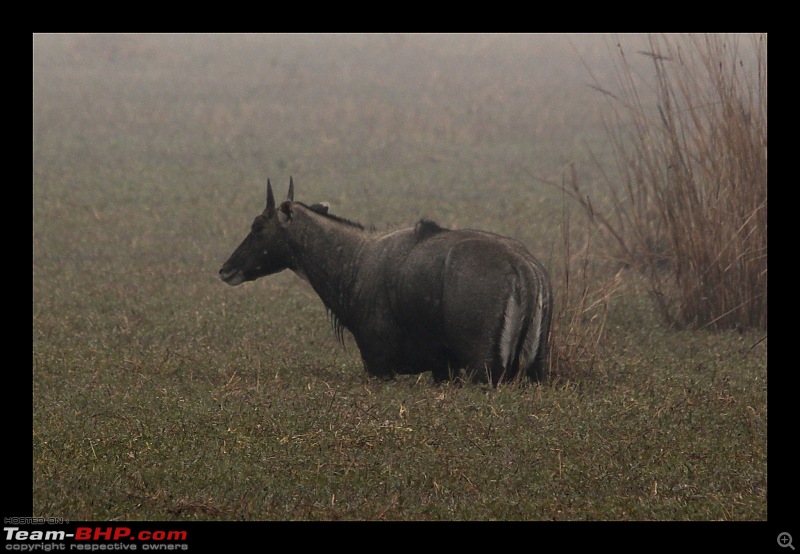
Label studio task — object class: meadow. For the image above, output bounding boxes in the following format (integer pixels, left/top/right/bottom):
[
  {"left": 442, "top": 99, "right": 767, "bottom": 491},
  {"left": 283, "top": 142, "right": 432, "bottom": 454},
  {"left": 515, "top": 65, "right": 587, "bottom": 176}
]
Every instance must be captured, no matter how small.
[{"left": 32, "top": 34, "right": 766, "bottom": 521}]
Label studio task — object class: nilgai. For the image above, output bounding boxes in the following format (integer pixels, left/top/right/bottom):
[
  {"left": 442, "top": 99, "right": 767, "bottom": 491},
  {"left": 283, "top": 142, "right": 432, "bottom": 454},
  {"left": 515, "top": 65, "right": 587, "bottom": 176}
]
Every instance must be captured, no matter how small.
[{"left": 220, "top": 178, "right": 552, "bottom": 385}]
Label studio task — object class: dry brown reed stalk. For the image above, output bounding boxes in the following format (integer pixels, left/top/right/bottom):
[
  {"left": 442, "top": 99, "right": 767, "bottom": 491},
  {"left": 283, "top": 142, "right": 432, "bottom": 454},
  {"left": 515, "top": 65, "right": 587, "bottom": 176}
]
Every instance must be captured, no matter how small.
[
  {"left": 572, "top": 33, "right": 766, "bottom": 331},
  {"left": 548, "top": 168, "right": 624, "bottom": 381}
]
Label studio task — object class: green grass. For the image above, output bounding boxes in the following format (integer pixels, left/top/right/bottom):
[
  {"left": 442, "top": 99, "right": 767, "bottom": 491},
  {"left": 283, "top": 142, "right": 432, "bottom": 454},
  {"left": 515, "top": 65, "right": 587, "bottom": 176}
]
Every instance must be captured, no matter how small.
[
  {"left": 32, "top": 33, "right": 766, "bottom": 521},
  {"left": 33, "top": 315, "right": 767, "bottom": 520}
]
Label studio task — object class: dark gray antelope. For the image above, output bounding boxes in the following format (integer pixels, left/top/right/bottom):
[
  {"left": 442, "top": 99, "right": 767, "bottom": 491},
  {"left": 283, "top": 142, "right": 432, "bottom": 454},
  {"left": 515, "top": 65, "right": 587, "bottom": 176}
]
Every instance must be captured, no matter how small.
[{"left": 219, "top": 179, "right": 553, "bottom": 385}]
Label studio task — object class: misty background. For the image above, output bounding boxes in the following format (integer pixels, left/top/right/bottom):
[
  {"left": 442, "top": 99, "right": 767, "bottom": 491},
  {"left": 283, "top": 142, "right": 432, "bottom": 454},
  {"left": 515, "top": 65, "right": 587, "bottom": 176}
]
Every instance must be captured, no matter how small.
[{"left": 33, "top": 33, "right": 628, "bottom": 237}]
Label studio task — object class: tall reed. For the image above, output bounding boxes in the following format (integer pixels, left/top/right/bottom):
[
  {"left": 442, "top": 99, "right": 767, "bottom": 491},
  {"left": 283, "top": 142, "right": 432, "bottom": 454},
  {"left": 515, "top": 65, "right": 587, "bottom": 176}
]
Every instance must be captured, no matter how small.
[
  {"left": 548, "top": 167, "right": 623, "bottom": 381},
  {"left": 572, "top": 33, "right": 767, "bottom": 331}
]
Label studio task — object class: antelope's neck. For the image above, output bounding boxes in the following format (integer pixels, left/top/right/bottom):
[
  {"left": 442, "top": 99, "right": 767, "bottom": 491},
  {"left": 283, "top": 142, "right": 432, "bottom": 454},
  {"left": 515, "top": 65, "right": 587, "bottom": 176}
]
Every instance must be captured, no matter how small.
[{"left": 287, "top": 208, "right": 368, "bottom": 326}]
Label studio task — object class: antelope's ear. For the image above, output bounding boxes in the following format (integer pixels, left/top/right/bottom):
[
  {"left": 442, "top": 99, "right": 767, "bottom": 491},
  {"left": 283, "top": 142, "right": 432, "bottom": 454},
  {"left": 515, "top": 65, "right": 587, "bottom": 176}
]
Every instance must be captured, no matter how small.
[
  {"left": 310, "top": 202, "right": 329, "bottom": 215},
  {"left": 277, "top": 200, "right": 293, "bottom": 226}
]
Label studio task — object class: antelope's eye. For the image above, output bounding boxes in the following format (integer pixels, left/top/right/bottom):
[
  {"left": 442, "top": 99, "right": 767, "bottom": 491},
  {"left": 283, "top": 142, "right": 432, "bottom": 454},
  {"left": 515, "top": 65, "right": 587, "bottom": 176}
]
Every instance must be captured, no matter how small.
[{"left": 251, "top": 217, "right": 264, "bottom": 233}]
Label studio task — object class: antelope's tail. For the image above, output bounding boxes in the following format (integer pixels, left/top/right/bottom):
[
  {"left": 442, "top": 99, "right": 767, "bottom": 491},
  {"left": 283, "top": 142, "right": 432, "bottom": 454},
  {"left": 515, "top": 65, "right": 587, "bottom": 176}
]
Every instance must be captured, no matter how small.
[{"left": 517, "top": 259, "right": 553, "bottom": 382}]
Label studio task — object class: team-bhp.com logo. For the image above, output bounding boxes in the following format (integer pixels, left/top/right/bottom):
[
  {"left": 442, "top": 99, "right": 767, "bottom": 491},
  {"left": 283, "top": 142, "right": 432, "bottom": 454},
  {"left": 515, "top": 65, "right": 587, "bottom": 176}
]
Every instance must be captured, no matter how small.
[{"left": 4, "top": 526, "right": 189, "bottom": 550}]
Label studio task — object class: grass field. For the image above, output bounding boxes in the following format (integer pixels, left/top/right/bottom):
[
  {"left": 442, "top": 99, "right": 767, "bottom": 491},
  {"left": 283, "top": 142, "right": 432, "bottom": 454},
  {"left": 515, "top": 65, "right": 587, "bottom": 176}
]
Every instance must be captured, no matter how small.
[{"left": 32, "top": 34, "right": 766, "bottom": 521}]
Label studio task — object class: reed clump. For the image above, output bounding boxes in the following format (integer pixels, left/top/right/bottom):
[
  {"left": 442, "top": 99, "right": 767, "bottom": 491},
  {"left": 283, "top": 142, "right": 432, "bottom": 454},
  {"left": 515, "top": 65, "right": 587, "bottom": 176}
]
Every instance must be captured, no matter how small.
[{"left": 572, "top": 33, "right": 767, "bottom": 331}]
